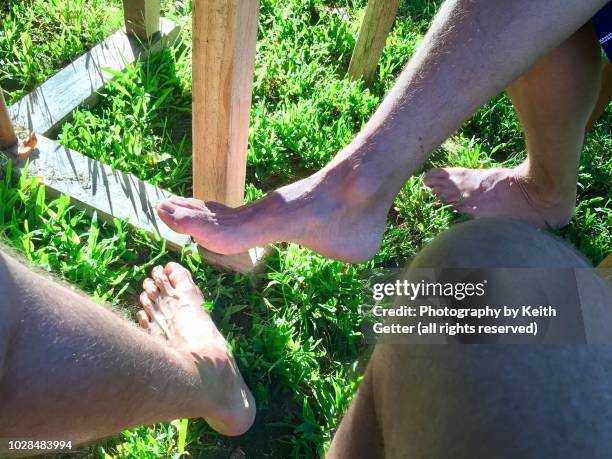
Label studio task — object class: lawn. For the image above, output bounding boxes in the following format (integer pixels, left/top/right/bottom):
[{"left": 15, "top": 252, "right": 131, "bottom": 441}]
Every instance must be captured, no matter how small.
[{"left": 0, "top": 0, "right": 610, "bottom": 457}]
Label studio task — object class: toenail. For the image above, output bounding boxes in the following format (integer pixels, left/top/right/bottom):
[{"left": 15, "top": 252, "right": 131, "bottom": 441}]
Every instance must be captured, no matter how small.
[{"left": 158, "top": 202, "right": 175, "bottom": 215}]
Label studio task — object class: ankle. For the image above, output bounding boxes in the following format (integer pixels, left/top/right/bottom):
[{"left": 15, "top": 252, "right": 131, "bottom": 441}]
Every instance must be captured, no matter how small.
[
  {"left": 514, "top": 163, "right": 576, "bottom": 208},
  {"left": 321, "top": 161, "right": 393, "bottom": 208},
  {"left": 188, "top": 349, "right": 255, "bottom": 435}
]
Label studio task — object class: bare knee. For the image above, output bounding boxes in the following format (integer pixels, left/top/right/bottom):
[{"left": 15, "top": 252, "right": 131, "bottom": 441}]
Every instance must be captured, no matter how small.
[
  {"left": 411, "top": 218, "right": 591, "bottom": 269},
  {"left": 373, "top": 344, "right": 612, "bottom": 458}
]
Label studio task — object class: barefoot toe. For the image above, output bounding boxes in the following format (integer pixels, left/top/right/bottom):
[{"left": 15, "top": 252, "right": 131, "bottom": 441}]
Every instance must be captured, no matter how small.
[
  {"left": 165, "top": 262, "right": 197, "bottom": 290},
  {"left": 143, "top": 278, "right": 160, "bottom": 300},
  {"left": 152, "top": 265, "right": 175, "bottom": 296},
  {"left": 433, "top": 183, "right": 462, "bottom": 203},
  {"left": 166, "top": 197, "right": 208, "bottom": 211},
  {"left": 424, "top": 168, "right": 451, "bottom": 182},
  {"left": 139, "top": 291, "right": 157, "bottom": 316},
  {"left": 137, "top": 310, "right": 150, "bottom": 328}
]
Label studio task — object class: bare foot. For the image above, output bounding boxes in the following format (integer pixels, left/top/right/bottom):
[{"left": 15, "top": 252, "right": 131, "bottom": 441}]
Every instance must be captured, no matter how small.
[
  {"left": 156, "top": 168, "right": 392, "bottom": 263},
  {"left": 424, "top": 165, "right": 575, "bottom": 228},
  {"left": 138, "top": 262, "right": 255, "bottom": 436}
]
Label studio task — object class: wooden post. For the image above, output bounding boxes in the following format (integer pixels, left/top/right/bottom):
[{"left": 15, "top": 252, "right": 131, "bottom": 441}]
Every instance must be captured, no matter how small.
[
  {"left": 348, "top": 0, "right": 401, "bottom": 82},
  {"left": 192, "top": 0, "right": 260, "bottom": 207},
  {"left": 0, "top": 88, "right": 17, "bottom": 149},
  {"left": 122, "top": 0, "right": 161, "bottom": 39}
]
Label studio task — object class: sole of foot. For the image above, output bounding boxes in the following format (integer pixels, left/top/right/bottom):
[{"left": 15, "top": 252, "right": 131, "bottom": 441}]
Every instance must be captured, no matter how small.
[
  {"left": 424, "top": 166, "right": 575, "bottom": 228},
  {"left": 138, "top": 262, "right": 255, "bottom": 436},
  {"left": 156, "top": 171, "right": 391, "bottom": 263}
]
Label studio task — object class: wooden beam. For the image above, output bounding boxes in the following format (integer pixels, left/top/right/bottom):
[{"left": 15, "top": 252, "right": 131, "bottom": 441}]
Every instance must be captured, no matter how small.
[
  {"left": 348, "top": 0, "right": 401, "bottom": 82},
  {"left": 122, "top": 0, "right": 161, "bottom": 39},
  {"left": 0, "top": 88, "right": 17, "bottom": 149},
  {"left": 192, "top": 0, "right": 260, "bottom": 207},
  {"left": 9, "top": 18, "right": 180, "bottom": 136},
  {"left": 3, "top": 135, "right": 270, "bottom": 273}
]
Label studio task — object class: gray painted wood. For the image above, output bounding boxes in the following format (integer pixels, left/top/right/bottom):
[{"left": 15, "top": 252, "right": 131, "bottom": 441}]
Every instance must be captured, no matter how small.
[
  {"left": 6, "top": 135, "right": 268, "bottom": 273},
  {"left": 9, "top": 18, "right": 180, "bottom": 136},
  {"left": 123, "top": 0, "right": 162, "bottom": 39}
]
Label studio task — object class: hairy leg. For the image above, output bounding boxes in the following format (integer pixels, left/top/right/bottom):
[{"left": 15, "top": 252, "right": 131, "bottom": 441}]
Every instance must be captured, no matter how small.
[
  {"left": 158, "top": 0, "right": 607, "bottom": 262},
  {"left": 0, "top": 253, "right": 254, "bottom": 451},
  {"left": 425, "top": 25, "right": 601, "bottom": 228},
  {"left": 328, "top": 220, "right": 612, "bottom": 457}
]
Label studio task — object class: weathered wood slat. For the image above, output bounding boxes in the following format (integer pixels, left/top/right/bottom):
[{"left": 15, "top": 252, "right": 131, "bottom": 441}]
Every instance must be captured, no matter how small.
[
  {"left": 6, "top": 135, "right": 269, "bottom": 273},
  {"left": 9, "top": 18, "right": 180, "bottom": 136}
]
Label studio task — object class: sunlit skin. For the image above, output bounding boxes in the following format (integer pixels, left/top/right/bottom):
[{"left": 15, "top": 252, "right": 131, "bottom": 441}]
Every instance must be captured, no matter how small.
[
  {"left": 137, "top": 262, "right": 256, "bottom": 436},
  {"left": 158, "top": 0, "right": 607, "bottom": 262},
  {"left": 0, "top": 257, "right": 255, "bottom": 445}
]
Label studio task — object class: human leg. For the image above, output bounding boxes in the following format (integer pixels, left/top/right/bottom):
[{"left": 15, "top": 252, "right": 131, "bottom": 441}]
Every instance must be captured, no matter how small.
[
  {"left": 158, "top": 0, "right": 607, "bottom": 262},
  {"left": 328, "top": 220, "right": 612, "bottom": 457},
  {"left": 326, "top": 363, "right": 383, "bottom": 459},
  {"left": 0, "top": 253, "right": 254, "bottom": 449},
  {"left": 425, "top": 25, "right": 601, "bottom": 228}
]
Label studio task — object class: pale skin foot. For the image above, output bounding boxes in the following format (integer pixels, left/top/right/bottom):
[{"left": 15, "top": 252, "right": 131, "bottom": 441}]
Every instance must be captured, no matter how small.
[
  {"left": 156, "top": 167, "right": 392, "bottom": 263},
  {"left": 137, "top": 262, "right": 256, "bottom": 436},
  {"left": 423, "top": 163, "right": 575, "bottom": 228},
  {"left": 156, "top": 0, "right": 604, "bottom": 261}
]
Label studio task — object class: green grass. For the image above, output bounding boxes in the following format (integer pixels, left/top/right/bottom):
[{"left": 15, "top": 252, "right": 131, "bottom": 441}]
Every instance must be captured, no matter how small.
[
  {"left": 1, "top": 0, "right": 610, "bottom": 457},
  {"left": 0, "top": 0, "right": 123, "bottom": 103}
]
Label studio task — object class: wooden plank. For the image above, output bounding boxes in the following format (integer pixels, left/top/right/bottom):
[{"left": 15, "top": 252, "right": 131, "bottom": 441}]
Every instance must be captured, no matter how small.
[
  {"left": 4, "top": 135, "right": 269, "bottom": 273},
  {"left": 0, "top": 88, "right": 17, "bottom": 149},
  {"left": 9, "top": 18, "right": 180, "bottom": 137},
  {"left": 122, "top": 0, "right": 161, "bottom": 39},
  {"left": 192, "top": 0, "right": 260, "bottom": 207},
  {"left": 348, "top": 0, "right": 401, "bottom": 82}
]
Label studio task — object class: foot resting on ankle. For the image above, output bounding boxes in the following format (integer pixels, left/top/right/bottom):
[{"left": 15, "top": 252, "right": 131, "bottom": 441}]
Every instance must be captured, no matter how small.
[{"left": 424, "top": 164, "right": 575, "bottom": 228}]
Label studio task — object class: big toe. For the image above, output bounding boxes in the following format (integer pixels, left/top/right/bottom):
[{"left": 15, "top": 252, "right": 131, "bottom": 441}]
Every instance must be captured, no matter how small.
[
  {"left": 157, "top": 201, "right": 179, "bottom": 225},
  {"left": 165, "top": 262, "right": 196, "bottom": 289},
  {"left": 424, "top": 168, "right": 451, "bottom": 184},
  {"left": 156, "top": 201, "right": 200, "bottom": 235},
  {"left": 143, "top": 277, "right": 160, "bottom": 302},
  {"left": 152, "top": 265, "right": 175, "bottom": 297},
  {"left": 166, "top": 196, "right": 208, "bottom": 211},
  {"left": 165, "top": 263, "right": 204, "bottom": 303},
  {"left": 424, "top": 173, "right": 462, "bottom": 203},
  {"left": 431, "top": 183, "right": 462, "bottom": 203}
]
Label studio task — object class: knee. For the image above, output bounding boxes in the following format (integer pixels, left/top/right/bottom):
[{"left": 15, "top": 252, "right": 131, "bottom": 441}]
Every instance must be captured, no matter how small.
[
  {"left": 411, "top": 218, "right": 590, "bottom": 269},
  {"left": 374, "top": 345, "right": 612, "bottom": 458}
]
